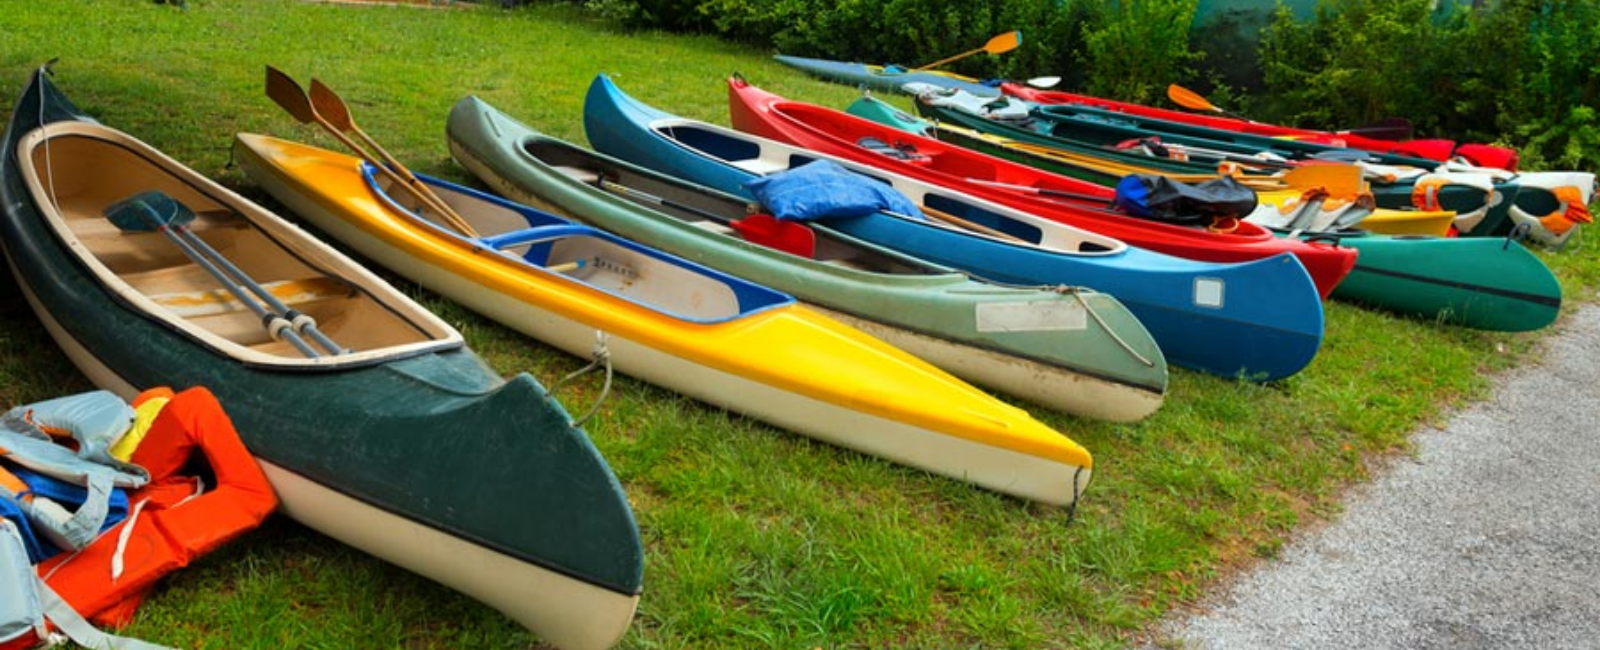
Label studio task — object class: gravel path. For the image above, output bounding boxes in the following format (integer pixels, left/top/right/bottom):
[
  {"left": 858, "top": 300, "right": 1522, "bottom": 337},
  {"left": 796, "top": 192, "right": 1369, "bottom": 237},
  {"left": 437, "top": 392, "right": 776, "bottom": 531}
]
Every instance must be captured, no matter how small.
[{"left": 1147, "top": 301, "right": 1600, "bottom": 650}]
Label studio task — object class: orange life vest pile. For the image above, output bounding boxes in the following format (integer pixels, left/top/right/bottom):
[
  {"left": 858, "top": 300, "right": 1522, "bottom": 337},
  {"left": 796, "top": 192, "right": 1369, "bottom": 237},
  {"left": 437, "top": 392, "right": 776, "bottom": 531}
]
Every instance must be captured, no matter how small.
[{"left": 0, "top": 387, "right": 277, "bottom": 649}]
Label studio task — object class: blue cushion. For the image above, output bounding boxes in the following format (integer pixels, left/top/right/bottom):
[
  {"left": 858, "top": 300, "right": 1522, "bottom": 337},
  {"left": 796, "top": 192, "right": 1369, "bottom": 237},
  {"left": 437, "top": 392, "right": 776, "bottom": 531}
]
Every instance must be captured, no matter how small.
[{"left": 744, "top": 160, "right": 923, "bottom": 222}]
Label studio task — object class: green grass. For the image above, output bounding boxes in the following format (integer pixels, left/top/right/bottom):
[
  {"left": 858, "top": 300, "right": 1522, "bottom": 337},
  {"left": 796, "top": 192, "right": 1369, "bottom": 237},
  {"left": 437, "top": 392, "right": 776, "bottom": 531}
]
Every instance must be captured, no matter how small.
[{"left": 1, "top": 1, "right": 1597, "bottom": 648}]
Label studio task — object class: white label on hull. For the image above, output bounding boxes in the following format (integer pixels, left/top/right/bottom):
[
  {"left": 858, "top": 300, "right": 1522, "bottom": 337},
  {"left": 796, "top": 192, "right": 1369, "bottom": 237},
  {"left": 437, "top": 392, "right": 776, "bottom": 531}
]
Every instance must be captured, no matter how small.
[
  {"left": 975, "top": 301, "right": 1088, "bottom": 332},
  {"left": 1194, "top": 278, "right": 1225, "bottom": 309}
]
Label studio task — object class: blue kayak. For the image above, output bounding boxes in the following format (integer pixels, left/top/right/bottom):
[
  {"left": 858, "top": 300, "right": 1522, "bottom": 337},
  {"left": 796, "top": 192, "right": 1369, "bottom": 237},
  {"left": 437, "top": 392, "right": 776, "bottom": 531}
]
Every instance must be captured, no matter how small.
[
  {"left": 774, "top": 54, "right": 1004, "bottom": 97},
  {"left": 583, "top": 74, "right": 1326, "bottom": 381}
]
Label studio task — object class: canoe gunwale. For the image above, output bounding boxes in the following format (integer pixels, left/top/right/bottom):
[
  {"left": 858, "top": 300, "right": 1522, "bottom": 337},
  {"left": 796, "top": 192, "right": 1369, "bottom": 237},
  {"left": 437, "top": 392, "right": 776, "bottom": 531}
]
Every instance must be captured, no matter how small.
[{"left": 15, "top": 121, "right": 464, "bottom": 370}]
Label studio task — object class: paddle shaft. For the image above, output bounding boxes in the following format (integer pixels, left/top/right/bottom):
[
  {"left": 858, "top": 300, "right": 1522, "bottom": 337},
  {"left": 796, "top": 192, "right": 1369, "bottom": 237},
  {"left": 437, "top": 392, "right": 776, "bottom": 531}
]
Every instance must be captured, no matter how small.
[
  {"left": 323, "top": 118, "right": 477, "bottom": 237},
  {"left": 170, "top": 221, "right": 345, "bottom": 355},
  {"left": 903, "top": 205, "right": 1027, "bottom": 243},
  {"left": 592, "top": 178, "right": 817, "bottom": 257},
  {"left": 595, "top": 178, "right": 743, "bottom": 224},
  {"left": 345, "top": 121, "right": 481, "bottom": 239},
  {"left": 913, "top": 31, "right": 1020, "bottom": 71},
  {"left": 150, "top": 220, "right": 321, "bottom": 357}
]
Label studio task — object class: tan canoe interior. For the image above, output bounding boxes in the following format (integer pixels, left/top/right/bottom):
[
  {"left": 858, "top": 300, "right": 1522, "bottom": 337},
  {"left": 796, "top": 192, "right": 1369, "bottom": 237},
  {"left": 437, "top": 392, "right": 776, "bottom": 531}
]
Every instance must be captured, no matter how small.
[{"left": 24, "top": 127, "right": 453, "bottom": 361}]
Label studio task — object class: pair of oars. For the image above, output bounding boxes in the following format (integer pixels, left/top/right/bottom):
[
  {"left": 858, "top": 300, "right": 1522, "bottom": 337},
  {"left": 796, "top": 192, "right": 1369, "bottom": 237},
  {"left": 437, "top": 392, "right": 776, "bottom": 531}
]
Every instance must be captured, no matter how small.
[
  {"left": 106, "top": 191, "right": 344, "bottom": 358},
  {"left": 263, "top": 66, "right": 479, "bottom": 239}
]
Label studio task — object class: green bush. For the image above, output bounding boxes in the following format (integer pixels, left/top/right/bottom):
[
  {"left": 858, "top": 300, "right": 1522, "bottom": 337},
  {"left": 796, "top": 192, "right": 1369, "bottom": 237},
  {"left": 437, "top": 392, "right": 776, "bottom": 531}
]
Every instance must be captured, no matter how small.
[
  {"left": 1257, "top": 0, "right": 1600, "bottom": 170},
  {"left": 1080, "top": 0, "right": 1200, "bottom": 106},
  {"left": 560, "top": 0, "right": 1600, "bottom": 169}
]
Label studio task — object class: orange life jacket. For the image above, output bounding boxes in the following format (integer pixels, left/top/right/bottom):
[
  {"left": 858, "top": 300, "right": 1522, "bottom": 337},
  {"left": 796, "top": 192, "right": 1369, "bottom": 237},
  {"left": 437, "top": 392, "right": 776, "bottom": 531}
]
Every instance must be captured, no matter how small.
[{"left": 2, "top": 386, "right": 277, "bottom": 649}]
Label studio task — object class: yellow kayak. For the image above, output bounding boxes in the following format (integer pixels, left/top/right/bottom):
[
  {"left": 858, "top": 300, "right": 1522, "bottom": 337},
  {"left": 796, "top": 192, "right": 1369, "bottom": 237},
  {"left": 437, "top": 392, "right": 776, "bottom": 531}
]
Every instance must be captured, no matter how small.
[{"left": 233, "top": 133, "right": 1093, "bottom": 506}]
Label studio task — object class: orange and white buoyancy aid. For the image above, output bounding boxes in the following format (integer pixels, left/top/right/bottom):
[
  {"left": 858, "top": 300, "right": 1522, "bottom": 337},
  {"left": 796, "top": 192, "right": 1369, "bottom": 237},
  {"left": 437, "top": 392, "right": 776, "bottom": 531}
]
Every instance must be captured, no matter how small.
[
  {"left": 2, "top": 387, "right": 277, "bottom": 649},
  {"left": 1504, "top": 171, "right": 1596, "bottom": 248}
]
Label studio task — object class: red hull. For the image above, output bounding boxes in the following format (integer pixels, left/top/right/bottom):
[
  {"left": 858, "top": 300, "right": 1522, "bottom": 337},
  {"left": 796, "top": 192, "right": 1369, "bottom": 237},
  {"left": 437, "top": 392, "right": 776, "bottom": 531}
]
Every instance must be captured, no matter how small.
[
  {"left": 727, "top": 77, "right": 1356, "bottom": 298},
  {"left": 1001, "top": 83, "right": 1517, "bottom": 170}
]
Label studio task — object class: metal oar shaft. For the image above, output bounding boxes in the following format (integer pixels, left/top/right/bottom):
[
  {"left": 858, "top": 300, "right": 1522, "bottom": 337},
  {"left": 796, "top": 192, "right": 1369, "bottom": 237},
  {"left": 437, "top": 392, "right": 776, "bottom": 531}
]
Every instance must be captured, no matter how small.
[
  {"left": 152, "top": 224, "right": 321, "bottom": 357},
  {"left": 170, "top": 226, "right": 344, "bottom": 355}
]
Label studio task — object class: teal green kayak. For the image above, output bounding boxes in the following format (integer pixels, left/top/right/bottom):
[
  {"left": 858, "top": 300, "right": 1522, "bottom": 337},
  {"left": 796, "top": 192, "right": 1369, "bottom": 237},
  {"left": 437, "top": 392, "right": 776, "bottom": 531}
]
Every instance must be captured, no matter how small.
[{"left": 446, "top": 95, "right": 1169, "bottom": 422}]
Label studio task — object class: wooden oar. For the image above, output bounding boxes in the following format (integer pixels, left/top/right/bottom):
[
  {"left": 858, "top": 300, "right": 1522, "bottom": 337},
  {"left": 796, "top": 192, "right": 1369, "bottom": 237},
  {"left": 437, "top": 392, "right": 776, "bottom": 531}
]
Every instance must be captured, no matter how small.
[
  {"left": 912, "top": 31, "right": 1022, "bottom": 71},
  {"left": 308, "top": 78, "right": 480, "bottom": 237},
  {"left": 262, "top": 67, "right": 478, "bottom": 238},
  {"left": 1167, "top": 83, "right": 1414, "bottom": 141},
  {"left": 907, "top": 205, "right": 1028, "bottom": 243}
]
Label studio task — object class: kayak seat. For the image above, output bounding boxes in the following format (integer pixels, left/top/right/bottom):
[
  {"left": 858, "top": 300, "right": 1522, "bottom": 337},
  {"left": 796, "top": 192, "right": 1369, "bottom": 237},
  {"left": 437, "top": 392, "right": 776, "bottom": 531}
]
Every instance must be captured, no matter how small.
[
  {"left": 480, "top": 224, "right": 597, "bottom": 250},
  {"left": 480, "top": 223, "right": 601, "bottom": 267}
]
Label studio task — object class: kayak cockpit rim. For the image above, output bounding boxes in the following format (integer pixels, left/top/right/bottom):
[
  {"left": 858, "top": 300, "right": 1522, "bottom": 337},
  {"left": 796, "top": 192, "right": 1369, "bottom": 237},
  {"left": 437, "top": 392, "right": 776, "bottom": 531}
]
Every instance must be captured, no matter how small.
[
  {"left": 355, "top": 160, "right": 798, "bottom": 324},
  {"left": 17, "top": 121, "right": 464, "bottom": 370}
]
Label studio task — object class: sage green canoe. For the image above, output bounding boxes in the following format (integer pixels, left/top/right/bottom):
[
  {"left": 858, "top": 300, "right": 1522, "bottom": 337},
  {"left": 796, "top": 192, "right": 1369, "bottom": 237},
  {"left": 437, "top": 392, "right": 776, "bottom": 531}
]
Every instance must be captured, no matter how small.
[{"left": 446, "top": 95, "right": 1168, "bottom": 422}]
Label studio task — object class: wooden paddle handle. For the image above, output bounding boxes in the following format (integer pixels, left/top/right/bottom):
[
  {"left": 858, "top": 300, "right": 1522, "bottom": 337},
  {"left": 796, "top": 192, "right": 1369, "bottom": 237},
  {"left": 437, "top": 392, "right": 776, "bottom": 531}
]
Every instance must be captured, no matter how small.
[{"left": 915, "top": 205, "right": 1027, "bottom": 243}]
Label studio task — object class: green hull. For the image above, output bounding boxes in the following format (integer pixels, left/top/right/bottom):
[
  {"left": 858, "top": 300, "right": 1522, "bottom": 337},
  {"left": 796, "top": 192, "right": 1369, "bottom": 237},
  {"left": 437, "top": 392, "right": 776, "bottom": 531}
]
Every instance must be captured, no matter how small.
[
  {"left": 446, "top": 96, "right": 1168, "bottom": 422},
  {"left": 1324, "top": 234, "right": 1561, "bottom": 331},
  {"left": 850, "top": 96, "right": 1562, "bottom": 332},
  {"left": 1, "top": 66, "right": 641, "bottom": 649}
]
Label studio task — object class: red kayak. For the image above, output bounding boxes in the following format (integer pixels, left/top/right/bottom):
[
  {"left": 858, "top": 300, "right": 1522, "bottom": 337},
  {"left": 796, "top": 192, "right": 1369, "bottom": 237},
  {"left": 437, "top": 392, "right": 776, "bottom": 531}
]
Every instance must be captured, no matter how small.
[
  {"left": 727, "top": 76, "right": 1357, "bottom": 298},
  {"left": 1000, "top": 83, "right": 1518, "bottom": 171}
]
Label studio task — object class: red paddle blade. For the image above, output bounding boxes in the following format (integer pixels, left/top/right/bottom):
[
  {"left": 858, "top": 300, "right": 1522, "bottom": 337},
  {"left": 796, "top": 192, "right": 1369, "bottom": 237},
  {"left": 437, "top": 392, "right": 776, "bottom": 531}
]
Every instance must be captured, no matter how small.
[{"left": 729, "top": 213, "right": 816, "bottom": 258}]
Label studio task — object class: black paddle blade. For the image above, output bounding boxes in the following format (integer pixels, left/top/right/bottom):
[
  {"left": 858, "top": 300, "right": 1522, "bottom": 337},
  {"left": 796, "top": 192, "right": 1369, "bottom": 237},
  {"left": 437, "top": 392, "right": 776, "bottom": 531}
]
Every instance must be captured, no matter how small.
[
  {"left": 104, "top": 190, "right": 197, "bottom": 231},
  {"left": 264, "top": 66, "right": 316, "bottom": 124}
]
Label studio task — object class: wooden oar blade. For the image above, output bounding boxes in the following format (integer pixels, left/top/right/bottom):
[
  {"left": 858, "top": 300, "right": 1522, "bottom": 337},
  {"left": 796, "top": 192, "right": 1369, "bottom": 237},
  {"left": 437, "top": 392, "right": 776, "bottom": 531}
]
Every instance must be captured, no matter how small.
[
  {"left": 264, "top": 66, "right": 316, "bottom": 125},
  {"left": 985, "top": 31, "right": 1022, "bottom": 54},
  {"left": 309, "top": 78, "right": 354, "bottom": 131}
]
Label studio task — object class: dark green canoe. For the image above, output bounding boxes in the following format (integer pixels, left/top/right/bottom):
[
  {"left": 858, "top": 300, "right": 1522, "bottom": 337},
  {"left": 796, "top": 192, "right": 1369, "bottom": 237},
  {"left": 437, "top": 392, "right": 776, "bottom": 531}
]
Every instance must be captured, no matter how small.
[{"left": 0, "top": 65, "right": 641, "bottom": 650}]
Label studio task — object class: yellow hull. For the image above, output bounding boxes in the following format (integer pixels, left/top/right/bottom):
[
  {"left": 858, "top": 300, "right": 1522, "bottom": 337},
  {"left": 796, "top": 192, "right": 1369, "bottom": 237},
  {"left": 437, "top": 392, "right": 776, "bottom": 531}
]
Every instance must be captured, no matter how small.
[{"left": 234, "top": 133, "right": 1093, "bottom": 505}]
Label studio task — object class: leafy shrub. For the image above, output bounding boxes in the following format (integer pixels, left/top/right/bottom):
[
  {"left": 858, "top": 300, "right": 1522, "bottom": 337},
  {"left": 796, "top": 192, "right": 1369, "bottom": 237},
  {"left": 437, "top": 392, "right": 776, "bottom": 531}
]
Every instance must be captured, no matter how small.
[
  {"left": 1079, "top": 0, "right": 1200, "bottom": 106},
  {"left": 1256, "top": 0, "right": 1600, "bottom": 169},
  {"left": 555, "top": 0, "right": 1600, "bottom": 169}
]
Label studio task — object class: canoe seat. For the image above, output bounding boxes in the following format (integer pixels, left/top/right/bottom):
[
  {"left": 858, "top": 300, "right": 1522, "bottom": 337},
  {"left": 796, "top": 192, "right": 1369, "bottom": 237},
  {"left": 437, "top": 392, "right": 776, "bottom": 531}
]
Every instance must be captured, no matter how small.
[{"left": 149, "top": 276, "right": 354, "bottom": 318}]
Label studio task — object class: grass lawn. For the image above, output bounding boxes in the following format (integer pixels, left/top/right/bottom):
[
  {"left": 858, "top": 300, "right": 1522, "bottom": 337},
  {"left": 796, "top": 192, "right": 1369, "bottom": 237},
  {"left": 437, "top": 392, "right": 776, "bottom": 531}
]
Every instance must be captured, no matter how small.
[{"left": 2, "top": 1, "right": 1597, "bottom": 648}]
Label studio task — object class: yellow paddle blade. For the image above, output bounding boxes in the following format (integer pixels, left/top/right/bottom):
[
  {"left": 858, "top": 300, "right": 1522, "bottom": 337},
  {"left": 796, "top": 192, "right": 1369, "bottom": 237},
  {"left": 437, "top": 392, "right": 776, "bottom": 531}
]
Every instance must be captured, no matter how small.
[
  {"left": 1280, "top": 164, "right": 1365, "bottom": 196},
  {"left": 985, "top": 30, "right": 1022, "bottom": 55},
  {"left": 914, "top": 31, "right": 1023, "bottom": 71},
  {"left": 1167, "top": 84, "right": 1220, "bottom": 113}
]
